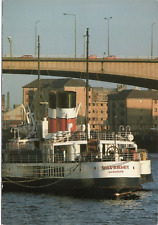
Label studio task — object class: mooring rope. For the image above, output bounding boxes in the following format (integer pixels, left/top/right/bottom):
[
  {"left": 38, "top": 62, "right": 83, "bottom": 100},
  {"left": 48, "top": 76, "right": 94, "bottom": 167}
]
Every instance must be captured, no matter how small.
[{"left": 2, "top": 163, "right": 80, "bottom": 189}]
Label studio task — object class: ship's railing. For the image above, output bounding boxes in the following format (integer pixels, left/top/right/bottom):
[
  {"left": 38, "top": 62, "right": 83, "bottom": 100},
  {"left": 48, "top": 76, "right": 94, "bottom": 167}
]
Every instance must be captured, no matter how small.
[
  {"left": 48, "top": 131, "right": 133, "bottom": 142},
  {"left": 5, "top": 131, "right": 133, "bottom": 151},
  {"left": 2, "top": 150, "right": 148, "bottom": 164}
]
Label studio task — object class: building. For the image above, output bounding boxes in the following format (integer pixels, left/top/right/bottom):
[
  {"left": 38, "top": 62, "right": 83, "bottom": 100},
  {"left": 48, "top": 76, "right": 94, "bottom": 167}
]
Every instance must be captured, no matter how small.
[
  {"left": 23, "top": 78, "right": 121, "bottom": 130},
  {"left": 2, "top": 94, "right": 5, "bottom": 111},
  {"left": 2, "top": 104, "right": 24, "bottom": 130},
  {"left": 23, "top": 78, "right": 89, "bottom": 122},
  {"left": 108, "top": 89, "right": 158, "bottom": 132},
  {"left": 88, "top": 87, "right": 110, "bottom": 130}
]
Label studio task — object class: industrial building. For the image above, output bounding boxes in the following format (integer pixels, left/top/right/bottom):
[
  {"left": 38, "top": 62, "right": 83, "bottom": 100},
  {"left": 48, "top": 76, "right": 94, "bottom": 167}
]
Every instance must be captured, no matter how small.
[
  {"left": 108, "top": 89, "right": 158, "bottom": 132},
  {"left": 22, "top": 78, "right": 120, "bottom": 130}
]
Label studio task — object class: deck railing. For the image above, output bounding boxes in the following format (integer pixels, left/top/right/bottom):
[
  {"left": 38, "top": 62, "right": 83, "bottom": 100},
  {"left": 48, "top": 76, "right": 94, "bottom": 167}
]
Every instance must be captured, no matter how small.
[{"left": 2, "top": 151, "right": 148, "bottom": 164}]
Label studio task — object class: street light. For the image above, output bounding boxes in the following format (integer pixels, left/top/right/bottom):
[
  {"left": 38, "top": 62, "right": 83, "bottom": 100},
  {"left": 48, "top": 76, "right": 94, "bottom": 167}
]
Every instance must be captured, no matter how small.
[
  {"left": 63, "top": 13, "right": 76, "bottom": 58},
  {"left": 151, "top": 22, "right": 155, "bottom": 58},
  {"left": 8, "top": 36, "right": 12, "bottom": 57},
  {"left": 83, "top": 34, "right": 86, "bottom": 58},
  {"left": 35, "top": 20, "right": 40, "bottom": 57},
  {"left": 104, "top": 17, "right": 112, "bottom": 56}
]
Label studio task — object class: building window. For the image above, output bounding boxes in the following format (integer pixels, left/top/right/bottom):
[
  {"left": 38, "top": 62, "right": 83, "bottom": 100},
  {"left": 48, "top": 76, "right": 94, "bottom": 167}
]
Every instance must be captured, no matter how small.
[
  {"left": 93, "top": 125, "right": 95, "bottom": 128},
  {"left": 93, "top": 110, "right": 95, "bottom": 113},
  {"left": 89, "top": 103, "right": 91, "bottom": 106},
  {"left": 155, "top": 100, "right": 157, "bottom": 104},
  {"left": 101, "top": 103, "right": 103, "bottom": 106},
  {"left": 101, "top": 110, "right": 103, "bottom": 113},
  {"left": 93, "top": 103, "right": 95, "bottom": 106},
  {"left": 155, "top": 108, "right": 157, "bottom": 112},
  {"left": 93, "top": 118, "right": 95, "bottom": 121}
]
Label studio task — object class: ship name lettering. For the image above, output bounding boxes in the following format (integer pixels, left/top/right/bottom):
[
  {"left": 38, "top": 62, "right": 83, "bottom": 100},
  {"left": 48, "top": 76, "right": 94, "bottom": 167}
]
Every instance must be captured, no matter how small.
[{"left": 102, "top": 165, "right": 129, "bottom": 170}]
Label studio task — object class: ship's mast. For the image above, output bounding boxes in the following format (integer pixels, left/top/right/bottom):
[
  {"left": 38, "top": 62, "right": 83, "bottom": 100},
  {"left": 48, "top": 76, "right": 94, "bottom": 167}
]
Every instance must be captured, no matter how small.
[
  {"left": 85, "top": 28, "right": 89, "bottom": 146},
  {"left": 37, "top": 35, "right": 40, "bottom": 120}
]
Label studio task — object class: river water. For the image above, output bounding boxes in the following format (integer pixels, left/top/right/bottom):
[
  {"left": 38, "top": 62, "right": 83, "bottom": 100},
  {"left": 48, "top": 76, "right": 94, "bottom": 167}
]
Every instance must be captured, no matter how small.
[{"left": 2, "top": 154, "right": 158, "bottom": 225}]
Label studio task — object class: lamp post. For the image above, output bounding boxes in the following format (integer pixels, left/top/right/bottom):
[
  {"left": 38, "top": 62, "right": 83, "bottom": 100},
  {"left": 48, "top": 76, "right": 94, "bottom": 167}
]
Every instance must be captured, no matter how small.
[
  {"left": 104, "top": 17, "right": 112, "bottom": 56},
  {"left": 8, "top": 36, "right": 12, "bottom": 57},
  {"left": 151, "top": 22, "right": 155, "bottom": 58},
  {"left": 35, "top": 20, "right": 40, "bottom": 57},
  {"left": 83, "top": 34, "right": 86, "bottom": 58},
  {"left": 63, "top": 13, "right": 76, "bottom": 58}
]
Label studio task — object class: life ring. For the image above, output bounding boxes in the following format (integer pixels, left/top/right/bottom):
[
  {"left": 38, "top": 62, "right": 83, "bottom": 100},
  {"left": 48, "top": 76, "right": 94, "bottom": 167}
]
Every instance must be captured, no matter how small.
[{"left": 107, "top": 145, "right": 119, "bottom": 155}]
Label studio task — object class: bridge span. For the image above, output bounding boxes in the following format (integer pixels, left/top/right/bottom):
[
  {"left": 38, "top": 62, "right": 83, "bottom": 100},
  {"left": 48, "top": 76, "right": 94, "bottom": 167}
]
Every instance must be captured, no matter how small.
[{"left": 2, "top": 57, "right": 158, "bottom": 89}]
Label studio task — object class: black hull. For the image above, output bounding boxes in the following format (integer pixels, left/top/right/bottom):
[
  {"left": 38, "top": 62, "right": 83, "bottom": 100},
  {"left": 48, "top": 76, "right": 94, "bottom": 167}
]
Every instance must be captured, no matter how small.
[
  {"left": 141, "top": 174, "right": 153, "bottom": 184},
  {"left": 2, "top": 177, "right": 142, "bottom": 198}
]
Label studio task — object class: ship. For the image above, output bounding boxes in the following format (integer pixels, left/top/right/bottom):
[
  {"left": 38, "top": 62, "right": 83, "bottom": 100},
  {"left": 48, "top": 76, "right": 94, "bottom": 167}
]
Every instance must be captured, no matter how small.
[
  {"left": 2, "top": 32, "right": 153, "bottom": 198},
  {"left": 2, "top": 90, "right": 153, "bottom": 198}
]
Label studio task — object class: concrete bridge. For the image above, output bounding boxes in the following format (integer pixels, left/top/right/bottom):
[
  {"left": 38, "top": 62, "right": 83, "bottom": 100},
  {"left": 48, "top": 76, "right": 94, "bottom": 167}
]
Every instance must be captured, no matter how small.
[{"left": 2, "top": 57, "right": 158, "bottom": 89}]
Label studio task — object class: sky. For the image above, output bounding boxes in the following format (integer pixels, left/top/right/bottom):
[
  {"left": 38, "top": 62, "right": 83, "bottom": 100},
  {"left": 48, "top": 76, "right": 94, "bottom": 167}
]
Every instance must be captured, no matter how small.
[{"left": 2, "top": 0, "right": 158, "bottom": 108}]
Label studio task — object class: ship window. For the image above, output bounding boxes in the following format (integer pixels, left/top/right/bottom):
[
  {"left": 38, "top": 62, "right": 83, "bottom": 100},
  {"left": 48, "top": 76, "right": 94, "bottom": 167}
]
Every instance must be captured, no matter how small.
[
  {"left": 62, "top": 167, "right": 64, "bottom": 177},
  {"left": 59, "top": 167, "right": 62, "bottom": 177},
  {"left": 52, "top": 168, "right": 54, "bottom": 176},
  {"left": 56, "top": 167, "right": 59, "bottom": 177},
  {"left": 48, "top": 167, "right": 51, "bottom": 176},
  {"left": 54, "top": 167, "right": 57, "bottom": 177}
]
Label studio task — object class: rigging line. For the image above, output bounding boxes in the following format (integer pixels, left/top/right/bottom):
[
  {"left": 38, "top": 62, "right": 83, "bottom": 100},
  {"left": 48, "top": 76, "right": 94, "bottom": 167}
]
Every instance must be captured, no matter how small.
[
  {"left": 2, "top": 164, "right": 81, "bottom": 178},
  {"left": 2, "top": 164, "right": 80, "bottom": 189},
  {"left": 2, "top": 159, "right": 132, "bottom": 186}
]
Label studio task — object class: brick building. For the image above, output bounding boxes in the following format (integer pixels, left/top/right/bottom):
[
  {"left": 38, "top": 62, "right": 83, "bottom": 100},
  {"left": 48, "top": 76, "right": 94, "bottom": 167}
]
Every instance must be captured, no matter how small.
[
  {"left": 23, "top": 78, "right": 88, "bottom": 121},
  {"left": 2, "top": 104, "right": 24, "bottom": 129},
  {"left": 23, "top": 78, "right": 119, "bottom": 130},
  {"left": 108, "top": 89, "right": 158, "bottom": 132}
]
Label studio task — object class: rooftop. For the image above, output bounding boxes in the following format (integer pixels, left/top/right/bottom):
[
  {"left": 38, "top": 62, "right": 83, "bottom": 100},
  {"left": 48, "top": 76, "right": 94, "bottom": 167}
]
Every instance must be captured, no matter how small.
[
  {"left": 23, "top": 78, "right": 89, "bottom": 89},
  {"left": 108, "top": 89, "right": 158, "bottom": 100}
]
